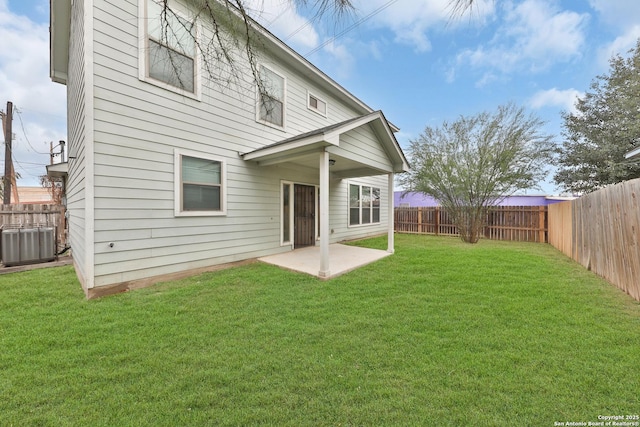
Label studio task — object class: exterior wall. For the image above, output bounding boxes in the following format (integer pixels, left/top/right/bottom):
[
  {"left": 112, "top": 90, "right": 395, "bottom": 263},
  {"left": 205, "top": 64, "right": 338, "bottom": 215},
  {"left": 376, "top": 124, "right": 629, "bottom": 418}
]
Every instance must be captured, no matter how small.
[
  {"left": 329, "top": 175, "right": 390, "bottom": 244},
  {"left": 66, "top": 0, "right": 90, "bottom": 288},
  {"left": 15, "top": 187, "right": 54, "bottom": 204},
  {"left": 338, "top": 127, "right": 393, "bottom": 172},
  {"left": 82, "top": 0, "right": 392, "bottom": 289}
]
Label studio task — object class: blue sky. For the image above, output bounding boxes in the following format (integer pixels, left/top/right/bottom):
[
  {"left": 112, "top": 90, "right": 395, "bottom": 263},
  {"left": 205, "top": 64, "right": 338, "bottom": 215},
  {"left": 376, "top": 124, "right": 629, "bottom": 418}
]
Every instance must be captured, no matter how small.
[{"left": 1, "top": 0, "right": 640, "bottom": 194}]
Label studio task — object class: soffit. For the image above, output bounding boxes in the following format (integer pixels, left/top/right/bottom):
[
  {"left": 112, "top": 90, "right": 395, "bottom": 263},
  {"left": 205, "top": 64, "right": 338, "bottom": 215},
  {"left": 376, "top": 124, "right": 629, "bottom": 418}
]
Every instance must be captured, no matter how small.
[
  {"left": 50, "top": 0, "right": 71, "bottom": 84},
  {"left": 241, "top": 111, "right": 409, "bottom": 178}
]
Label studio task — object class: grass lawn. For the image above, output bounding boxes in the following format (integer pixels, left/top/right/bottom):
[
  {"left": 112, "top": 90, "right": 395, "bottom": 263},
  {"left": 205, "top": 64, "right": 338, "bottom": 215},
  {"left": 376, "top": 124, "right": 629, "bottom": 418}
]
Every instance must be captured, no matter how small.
[{"left": 1, "top": 234, "right": 639, "bottom": 426}]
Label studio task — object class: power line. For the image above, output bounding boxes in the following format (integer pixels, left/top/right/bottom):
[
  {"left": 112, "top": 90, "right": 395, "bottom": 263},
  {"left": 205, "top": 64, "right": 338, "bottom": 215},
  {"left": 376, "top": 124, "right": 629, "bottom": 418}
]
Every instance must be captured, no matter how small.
[
  {"left": 14, "top": 106, "right": 49, "bottom": 155},
  {"left": 0, "top": 160, "right": 45, "bottom": 167},
  {"left": 282, "top": 13, "right": 314, "bottom": 42},
  {"left": 304, "top": 0, "right": 401, "bottom": 57},
  {"left": 279, "top": 0, "right": 332, "bottom": 42},
  {"left": 264, "top": 1, "right": 291, "bottom": 27},
  {"left": 8, "top": 106, "right": 55, "bottom": 180}
]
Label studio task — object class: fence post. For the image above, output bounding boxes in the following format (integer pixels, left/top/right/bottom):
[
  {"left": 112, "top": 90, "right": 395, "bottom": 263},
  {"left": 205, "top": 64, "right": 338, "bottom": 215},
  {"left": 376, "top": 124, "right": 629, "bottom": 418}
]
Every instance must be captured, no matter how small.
[
  {"left": 484, "top": 208, "right": 491, "bottom": 239},
  {"left": 395, "top": 204, "right": 551, "bottom": 243},
  {"left": 539, "top": 206, "right": 546, "bottom": 243}
]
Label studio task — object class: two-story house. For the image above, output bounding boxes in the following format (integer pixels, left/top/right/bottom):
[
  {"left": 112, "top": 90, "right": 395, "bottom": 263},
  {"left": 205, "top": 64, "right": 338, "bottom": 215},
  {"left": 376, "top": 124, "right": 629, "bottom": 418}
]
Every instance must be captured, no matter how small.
[{"left": 49, "top": 0, "right": 409, "bottom": 298}]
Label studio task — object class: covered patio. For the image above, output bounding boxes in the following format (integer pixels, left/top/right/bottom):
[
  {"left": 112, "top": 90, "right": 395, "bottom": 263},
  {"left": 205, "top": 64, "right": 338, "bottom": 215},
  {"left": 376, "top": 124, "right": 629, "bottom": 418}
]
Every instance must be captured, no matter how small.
[
  {"left": 242, "top": 110, "right": 409, "bottom": 278},
  {"left": 258, "top": 243, "right": 391, "bottom": 279}
]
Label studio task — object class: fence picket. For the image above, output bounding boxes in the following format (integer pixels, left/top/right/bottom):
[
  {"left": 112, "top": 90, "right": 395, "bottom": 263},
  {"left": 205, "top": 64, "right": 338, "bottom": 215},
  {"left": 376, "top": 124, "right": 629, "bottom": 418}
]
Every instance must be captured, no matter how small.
[
  {"left": 394, "top": 206, "right": 548, "bottom": 243},
  {"left": 547, "top": 178, "right": 640, "bottom": 301},
  {"left": 0, "top": 204, "right": 66, "bottom": 250}
]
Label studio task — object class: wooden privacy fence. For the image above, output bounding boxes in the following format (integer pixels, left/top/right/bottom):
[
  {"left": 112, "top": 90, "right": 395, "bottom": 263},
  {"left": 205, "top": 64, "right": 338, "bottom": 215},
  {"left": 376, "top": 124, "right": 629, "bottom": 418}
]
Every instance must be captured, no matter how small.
[
  {"left": 548, "top": 179, "right": 640, "bottom": 301},
  {"left": 547, "top": 200, "right": 572, "bottom": 257},
  {"left": 395, "top": 206, "right": 548, "bottom": 243},
  {"left": 0, "top": 204, "right": 66, "bottom": 249}
]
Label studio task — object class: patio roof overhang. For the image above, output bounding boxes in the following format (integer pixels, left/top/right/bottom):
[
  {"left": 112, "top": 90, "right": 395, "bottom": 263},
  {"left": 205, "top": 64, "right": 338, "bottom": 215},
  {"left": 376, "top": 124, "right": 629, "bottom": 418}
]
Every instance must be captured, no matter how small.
[
  {"left": 240, "top": 111, "right": 409, "bottom": 178},
  {"left": 46, "top": 162, "right": 68, "bottom": 179},
  {"left": 241, "top": 110, "right": 407, "bottom": 278}
]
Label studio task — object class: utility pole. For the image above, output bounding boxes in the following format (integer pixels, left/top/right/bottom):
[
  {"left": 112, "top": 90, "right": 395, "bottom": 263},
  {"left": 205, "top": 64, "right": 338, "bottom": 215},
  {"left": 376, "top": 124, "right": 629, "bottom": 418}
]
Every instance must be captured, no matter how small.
[
  {"left": 50, "top": 140, "right": 66, "bottom": 164},
  {"left": 3, "top": 101, "right": 13, "bottom": 205}
]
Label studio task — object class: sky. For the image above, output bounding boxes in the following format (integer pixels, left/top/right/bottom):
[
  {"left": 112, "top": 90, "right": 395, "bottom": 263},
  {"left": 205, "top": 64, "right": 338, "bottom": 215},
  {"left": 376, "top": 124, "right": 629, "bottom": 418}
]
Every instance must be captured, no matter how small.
[{"left": 1, "top": 0, "right": 639, "bottom": 195}]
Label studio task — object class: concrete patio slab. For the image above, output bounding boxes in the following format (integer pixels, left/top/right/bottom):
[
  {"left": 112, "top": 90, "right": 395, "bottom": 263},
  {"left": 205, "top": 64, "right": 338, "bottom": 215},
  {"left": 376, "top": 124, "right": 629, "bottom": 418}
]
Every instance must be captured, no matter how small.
[{"left": 258, "top": 243, "right": 391, "bottom": 279}]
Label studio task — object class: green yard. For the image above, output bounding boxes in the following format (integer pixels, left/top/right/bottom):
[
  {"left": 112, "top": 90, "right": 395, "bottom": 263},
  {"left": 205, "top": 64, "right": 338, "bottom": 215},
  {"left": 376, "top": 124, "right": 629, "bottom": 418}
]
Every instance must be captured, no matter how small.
[{"left": 1, "top": 234, "right": 638, "bottom": 426}]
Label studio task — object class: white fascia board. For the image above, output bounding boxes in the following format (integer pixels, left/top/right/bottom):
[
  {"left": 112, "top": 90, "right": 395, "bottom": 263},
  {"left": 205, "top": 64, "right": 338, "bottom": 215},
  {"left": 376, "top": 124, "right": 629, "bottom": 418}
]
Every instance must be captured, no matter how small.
[
  {"left": 244, "top": 12, "right": 372, "bottom": 114},
  {"left": 50, "top": 0, "right": 71, "bottom": 84},
  {"left": 46, "top": 162, "right": 69, "bottom": 178},
  {"left": 242, "top": 134, "right": 337, "bottom": 162},
  {"left": 333, "top": 111, "right": 409, "bottom": 173},
  {"left": 375, "top": 117, "right": 410, "bottom": 173}
]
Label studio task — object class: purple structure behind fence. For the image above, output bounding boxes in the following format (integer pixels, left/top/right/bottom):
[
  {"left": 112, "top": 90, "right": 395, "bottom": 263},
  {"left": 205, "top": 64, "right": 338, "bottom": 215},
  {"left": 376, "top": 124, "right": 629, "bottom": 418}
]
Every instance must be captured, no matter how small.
[{"left": 394, "top": 192, "right": 572, "bottom": 208}]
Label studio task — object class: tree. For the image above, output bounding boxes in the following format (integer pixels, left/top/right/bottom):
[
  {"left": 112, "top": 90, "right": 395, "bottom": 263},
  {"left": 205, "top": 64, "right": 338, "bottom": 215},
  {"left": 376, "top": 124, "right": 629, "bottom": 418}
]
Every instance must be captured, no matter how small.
[
  {"left": 40, "top": 175, "right": 64, "bottom": 205},
  {"left": 153, "top": 0, "right": 480, "bottom": 101},
  {"left": 153, "top": 0, "right": 354, "bottom": 97},
  {"left": 554, "top": 39, "right": 640, "bottom": 194},
  {"left": 399, "top": 103, "right": 554, "bottom": 243},
  {"left": 448, "top": 0, "right": 482, "bottom": 16}
]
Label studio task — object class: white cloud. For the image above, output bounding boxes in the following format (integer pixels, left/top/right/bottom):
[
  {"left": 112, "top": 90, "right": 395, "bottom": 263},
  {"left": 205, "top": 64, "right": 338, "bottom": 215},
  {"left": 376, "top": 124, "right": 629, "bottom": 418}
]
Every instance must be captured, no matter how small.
[
  {"left": 0, "top": 0, "right": 67, "bottom": 185},
  {"left": 367, "top": 40, "right": 383, "bottom": 61},
  {"left": 529, "top": 88, "right": 583, "bottom": 114},
  {"left": 503, "top": 0, "right": 588, "bottom": 68},
  {"left": 251, "top": 0, "right": 495, "bottom": 76},
  {"left": 444, "top": 66, "right": 456, "bottom": 84},
  {"left": 319, "top": 39, "right": 355, "bottom": 79},
  {"left": 245, "top": 0, "right": 365, "bottom": 78},
  {"left": 585, "top": 0, "right": 640, "bottom": 70},
  {"left": 245, "top": 0, "right": 319, "bottom": 50},
  {"left": 475, "top": 71, "right": 499, "bottom": 88},
  {"left": 353, "top": 0, "right": 494, "bottom": 52},
  {"left": 597, "top": 25, "right": 640, "bottom": 67},
  {"left": 455, "top": 0, "right": 589, "bottom": 78},
  {"left": 588, "top": 0, "right": 640, "bottom": 30}
]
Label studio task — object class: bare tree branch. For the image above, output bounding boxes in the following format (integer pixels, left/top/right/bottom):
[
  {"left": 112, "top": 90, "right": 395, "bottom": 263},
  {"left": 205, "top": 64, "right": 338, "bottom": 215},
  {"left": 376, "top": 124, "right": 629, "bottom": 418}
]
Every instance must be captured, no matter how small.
[
  {"left": 152, "top": 0, "right": 354, "bottom": 101},
  {"left": 447, "top": 0, "right": 479, "bottom": 16}
]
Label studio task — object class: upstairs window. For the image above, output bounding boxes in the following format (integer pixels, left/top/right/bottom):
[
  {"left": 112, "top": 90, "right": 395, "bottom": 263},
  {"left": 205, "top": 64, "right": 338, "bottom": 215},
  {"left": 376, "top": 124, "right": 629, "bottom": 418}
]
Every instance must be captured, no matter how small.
[
  {"left": 145, "top": 0, "right": 196, "bottom": 93},
  {"left": 308, "top": 92, "right": 327, "bottom": 116},
  {"left": 258, "top": 66, "right": 285, "bottom": 128}
]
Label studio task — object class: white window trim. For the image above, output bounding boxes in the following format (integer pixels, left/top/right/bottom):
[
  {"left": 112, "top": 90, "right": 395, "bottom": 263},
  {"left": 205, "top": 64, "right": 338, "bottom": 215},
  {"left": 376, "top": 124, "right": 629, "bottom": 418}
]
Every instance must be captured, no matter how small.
[
  {"left": 138, "top": 0, "right": 202, "bottom": 100},
  {"left": 281, "top": 181, "right": 320, "bottom": 247},
  {"left": 348, "top": 182, "right": 381, "bottom": 227},
  {"left": 281, "top": 180, "right": 294, "bottom": 247},
  {"left": 307, "top": 90, "right": 327, "bottom": 117},
  {"left": 174, "top": 149, "right": 226, "bottom": 217},
  {"left": 256, "top": 64, "right": 287, "bottom": 130}
]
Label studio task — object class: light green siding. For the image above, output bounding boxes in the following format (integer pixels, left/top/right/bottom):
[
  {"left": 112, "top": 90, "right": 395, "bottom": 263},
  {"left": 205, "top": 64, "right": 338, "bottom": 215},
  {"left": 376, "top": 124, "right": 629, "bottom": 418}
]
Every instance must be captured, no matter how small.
[
  {"left": 66, "top": 0, "right": 399, "bottom": 289},
  {"left": 66, "top": 0, "right": 89, "bottom": 287}
]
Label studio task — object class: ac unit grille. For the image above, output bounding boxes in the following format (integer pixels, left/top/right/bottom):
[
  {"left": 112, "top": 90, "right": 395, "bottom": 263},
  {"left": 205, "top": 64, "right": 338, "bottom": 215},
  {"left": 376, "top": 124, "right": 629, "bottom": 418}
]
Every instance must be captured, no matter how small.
[{"left": 1, "top": 226, "right": 57, "bottom": 267}]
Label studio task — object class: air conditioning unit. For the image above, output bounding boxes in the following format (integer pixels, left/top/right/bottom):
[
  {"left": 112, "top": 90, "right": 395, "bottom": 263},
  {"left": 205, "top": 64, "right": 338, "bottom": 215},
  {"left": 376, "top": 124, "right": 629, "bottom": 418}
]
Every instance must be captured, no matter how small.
[
  {"left": 39, "top": 227, "right": 56, "bottom": 260},
  {"left": 1, "top": 229, "right": 20, "bottom": 265},
  {"left": 20, "top": 228, "right": 40, "bottom": 263},
  {"left": 1, "top": 226, "right": 57, "bottom": 267}
]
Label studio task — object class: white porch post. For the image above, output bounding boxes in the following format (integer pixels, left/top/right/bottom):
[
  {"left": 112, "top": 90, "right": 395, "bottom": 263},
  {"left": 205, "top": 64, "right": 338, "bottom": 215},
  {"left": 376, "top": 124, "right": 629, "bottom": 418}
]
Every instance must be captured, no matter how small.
[
  {"left": 387, "top": 172, "right": 395, "bottom": 254},
  {"left": 319, "top": 150, "right": 330, "bottom": 277}
]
